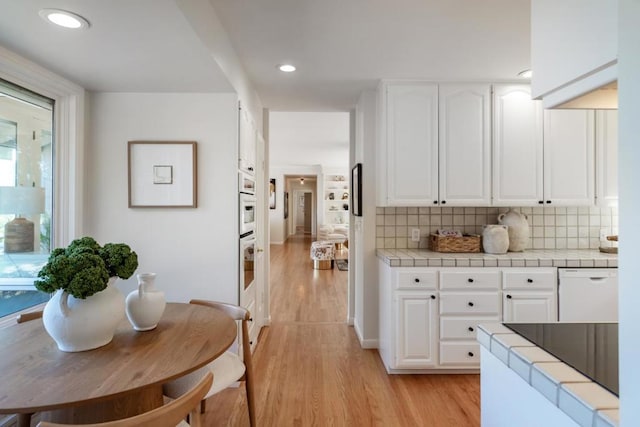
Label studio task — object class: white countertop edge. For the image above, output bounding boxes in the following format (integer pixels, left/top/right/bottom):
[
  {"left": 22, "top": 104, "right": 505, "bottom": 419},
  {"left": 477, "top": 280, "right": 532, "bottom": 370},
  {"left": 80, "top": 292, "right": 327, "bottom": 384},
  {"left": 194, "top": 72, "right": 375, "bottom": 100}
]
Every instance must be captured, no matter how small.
[{"left": 477, "top": 323, "right": 620, "bottom": 427}]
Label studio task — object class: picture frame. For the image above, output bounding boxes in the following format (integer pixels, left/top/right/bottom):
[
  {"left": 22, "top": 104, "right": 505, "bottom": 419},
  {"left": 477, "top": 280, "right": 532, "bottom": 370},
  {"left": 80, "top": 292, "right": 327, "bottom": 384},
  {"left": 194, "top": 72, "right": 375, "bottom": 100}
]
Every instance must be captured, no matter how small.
[
  {"left": 284, "top": 192, "right": 289, "bottom": 219},
  {"left": 269, "top": 178, "right": 276, "bottom": 209},
  {"left": 351, "top": 163, "right": 362, "bottom": 217},
  {"left": 128, "top": 141, "right": 197, "bottom": 208}
]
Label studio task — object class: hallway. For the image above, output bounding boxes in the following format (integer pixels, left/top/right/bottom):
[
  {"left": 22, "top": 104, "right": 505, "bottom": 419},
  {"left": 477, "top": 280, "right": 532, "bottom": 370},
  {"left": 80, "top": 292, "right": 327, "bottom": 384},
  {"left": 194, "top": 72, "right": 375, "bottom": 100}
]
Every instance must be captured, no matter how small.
[{"left": 203, "top": 237, "right": 480, "bottom": 426}]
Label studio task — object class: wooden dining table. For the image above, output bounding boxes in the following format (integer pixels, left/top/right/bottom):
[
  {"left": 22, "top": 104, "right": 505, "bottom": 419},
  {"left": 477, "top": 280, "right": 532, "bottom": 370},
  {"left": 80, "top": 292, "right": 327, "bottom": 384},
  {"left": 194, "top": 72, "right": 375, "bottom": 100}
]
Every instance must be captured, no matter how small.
[{"left": 0, "top": 302, "right": 237, "bottom": 426}]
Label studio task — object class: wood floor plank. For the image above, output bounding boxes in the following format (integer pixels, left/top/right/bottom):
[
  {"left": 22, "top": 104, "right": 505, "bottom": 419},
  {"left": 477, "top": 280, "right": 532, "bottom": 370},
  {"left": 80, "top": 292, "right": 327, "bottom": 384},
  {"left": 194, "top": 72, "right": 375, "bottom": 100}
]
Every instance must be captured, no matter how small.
[{"left": 202, "top": 234, "right": 480, "bottom": 426}]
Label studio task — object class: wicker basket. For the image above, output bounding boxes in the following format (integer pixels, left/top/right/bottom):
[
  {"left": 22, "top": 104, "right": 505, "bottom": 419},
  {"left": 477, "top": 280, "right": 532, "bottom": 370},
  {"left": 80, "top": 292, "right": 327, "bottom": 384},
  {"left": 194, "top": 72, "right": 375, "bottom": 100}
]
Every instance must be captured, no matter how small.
[{"left": 428, "top": 233, "right": 481, "bottom": 253}]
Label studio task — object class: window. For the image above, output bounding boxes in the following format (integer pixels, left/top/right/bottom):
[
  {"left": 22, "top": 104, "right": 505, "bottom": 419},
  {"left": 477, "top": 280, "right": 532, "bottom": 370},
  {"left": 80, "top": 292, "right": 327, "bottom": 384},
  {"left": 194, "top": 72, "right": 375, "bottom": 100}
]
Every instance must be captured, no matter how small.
[{"left": 0, "top": 79, "right": 54, "bottom": 317}]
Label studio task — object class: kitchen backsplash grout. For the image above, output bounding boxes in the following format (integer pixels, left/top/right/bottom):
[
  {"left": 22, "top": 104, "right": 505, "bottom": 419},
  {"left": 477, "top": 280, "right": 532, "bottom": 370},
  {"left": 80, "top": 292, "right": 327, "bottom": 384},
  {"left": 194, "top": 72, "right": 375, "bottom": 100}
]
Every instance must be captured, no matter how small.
[{"left": 375, "top": 206, "right": 619, "bottom": 250}]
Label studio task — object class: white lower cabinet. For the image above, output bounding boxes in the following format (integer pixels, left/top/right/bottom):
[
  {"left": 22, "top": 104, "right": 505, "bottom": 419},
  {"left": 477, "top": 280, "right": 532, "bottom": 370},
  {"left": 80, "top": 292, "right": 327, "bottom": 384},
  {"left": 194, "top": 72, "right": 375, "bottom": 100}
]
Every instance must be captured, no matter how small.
[
  {"left": 502, "top": 268, "right": 557, "bottom": 323},
  {"left": 396, "top": 292, "right": 438, "bottom": 368},
  {"left": 379, "top": 262, "right": 558, "bottom": 372}
]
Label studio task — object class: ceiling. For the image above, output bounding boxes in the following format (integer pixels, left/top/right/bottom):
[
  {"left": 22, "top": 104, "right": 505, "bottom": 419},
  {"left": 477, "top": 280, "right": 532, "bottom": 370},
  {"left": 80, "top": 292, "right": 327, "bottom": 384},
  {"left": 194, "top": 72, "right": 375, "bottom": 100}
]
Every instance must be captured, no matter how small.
[{"left": 0, "top": 0, "right": 531, "bottom": 111}]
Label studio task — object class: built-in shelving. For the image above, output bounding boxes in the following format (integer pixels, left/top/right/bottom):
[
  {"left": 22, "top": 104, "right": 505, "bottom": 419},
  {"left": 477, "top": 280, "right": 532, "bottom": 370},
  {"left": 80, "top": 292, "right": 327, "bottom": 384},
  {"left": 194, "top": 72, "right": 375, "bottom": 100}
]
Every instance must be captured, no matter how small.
[{"left": 324, "top": 174, "right": 349, "bottom": 225}]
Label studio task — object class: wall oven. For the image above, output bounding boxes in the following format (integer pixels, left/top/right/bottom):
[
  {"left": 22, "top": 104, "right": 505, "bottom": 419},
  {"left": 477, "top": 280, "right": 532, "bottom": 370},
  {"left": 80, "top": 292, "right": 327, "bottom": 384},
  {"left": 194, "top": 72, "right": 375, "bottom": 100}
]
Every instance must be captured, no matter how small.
[
  {"left": 239, "top": 170, "right": 256, "bottom": 196},
  {"left": 239, "top": 193, "right": 256, "bottom": 235},
  {"left": 240, "top": 232, "right": 256, "bottom": 290}
]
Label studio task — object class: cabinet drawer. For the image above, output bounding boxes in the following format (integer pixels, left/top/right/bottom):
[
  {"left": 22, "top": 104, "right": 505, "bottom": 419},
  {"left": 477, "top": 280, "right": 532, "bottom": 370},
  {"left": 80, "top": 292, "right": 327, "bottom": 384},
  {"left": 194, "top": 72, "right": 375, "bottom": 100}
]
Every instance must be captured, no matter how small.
[
  {"left": 396, "top": 270, "right": 438, "bottom": 290},
  {"left": 439, "top": 292, "right": 500, "bottom": 315},
  {"left": 503, "top": 269, "right": 556, "bottom": 290},
  {"left": 440, "top": 316, "right": 500, "bottom": 340},
  {"left": 439, "top": 342, "right": 480, "bottom": 366},
  {"left": 440, "top": 270, "right": 500, "bottom": 290}
]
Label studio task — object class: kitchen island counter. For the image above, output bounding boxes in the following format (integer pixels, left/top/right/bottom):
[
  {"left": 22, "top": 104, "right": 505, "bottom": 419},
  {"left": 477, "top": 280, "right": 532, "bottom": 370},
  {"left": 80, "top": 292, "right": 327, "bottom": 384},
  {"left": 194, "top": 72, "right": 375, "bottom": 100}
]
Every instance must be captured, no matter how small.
[
  {"left": 377, "top": 248, "right": 617, "bottom": 268},
  {"left": 477, "top": 322, "right": 619, "bottom": 427}
]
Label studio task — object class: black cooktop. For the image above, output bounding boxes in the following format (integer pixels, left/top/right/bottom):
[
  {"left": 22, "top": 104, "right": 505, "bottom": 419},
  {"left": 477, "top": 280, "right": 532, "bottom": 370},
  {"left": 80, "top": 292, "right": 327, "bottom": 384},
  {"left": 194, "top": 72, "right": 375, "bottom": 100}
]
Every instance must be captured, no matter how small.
[{"left": 503, "top": 323, "right": 618, "bottom": 396}]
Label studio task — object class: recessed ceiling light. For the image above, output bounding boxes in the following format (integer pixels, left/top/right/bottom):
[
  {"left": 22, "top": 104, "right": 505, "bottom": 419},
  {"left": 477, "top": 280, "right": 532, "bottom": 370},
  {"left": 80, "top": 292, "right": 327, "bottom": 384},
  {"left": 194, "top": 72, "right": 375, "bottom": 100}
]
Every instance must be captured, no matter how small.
[
  {"left": 39, "top": 9, "right": 90, "bottom": 29},
  {"left": 278, "top": 64, "right": 297, "bottom": 73},
  {"left": 518, "top": 69, "right": 533, "bottom": 78}
]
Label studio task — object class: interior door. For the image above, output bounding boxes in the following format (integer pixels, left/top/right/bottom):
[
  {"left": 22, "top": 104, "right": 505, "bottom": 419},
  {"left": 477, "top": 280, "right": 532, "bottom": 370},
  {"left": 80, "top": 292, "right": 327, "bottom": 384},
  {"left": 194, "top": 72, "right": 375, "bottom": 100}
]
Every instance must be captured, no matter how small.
[{"left": 254, "top": 133, "right": 267, "bottom": 339}]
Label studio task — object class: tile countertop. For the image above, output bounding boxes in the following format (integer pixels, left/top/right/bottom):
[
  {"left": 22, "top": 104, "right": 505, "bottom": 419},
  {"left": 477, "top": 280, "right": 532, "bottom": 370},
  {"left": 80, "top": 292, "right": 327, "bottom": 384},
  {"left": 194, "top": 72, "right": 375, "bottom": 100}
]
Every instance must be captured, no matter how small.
[
  {"left": 376, "top": 249, "right": 618, "bottom": 268},
  {"left": 477, "top": 323, "right": 619, "bottom": 427}
]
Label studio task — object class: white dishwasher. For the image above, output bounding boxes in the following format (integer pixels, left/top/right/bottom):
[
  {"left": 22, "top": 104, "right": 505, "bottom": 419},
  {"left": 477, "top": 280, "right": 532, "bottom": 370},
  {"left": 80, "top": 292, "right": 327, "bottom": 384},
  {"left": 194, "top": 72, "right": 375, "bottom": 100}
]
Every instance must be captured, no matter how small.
[{"left": 558, "top": 268, "right": 618, "bottom": 322}]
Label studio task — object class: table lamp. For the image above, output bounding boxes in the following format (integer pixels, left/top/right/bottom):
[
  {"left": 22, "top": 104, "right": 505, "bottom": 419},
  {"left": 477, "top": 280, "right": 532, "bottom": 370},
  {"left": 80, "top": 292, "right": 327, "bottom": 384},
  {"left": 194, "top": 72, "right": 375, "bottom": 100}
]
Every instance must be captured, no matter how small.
[{"left": 0, "top": 186, "right": 45, "bottom": 253}]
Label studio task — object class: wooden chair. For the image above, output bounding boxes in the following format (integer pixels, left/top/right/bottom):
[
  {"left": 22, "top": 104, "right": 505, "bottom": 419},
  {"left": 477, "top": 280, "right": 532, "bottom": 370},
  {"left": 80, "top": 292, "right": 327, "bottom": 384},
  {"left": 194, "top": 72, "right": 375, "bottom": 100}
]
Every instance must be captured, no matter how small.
[
  {"left": 16, "top": 310, "right": 43, "bottom": 323},
  {"left": 163, "top": 300, "right": 256, "bottom": 427},
  {"left": 15, "top": 310, "right": 44, "bottom": 426},
  {"left": 36, "top": 372, "right": 212, "bottom": 427}
]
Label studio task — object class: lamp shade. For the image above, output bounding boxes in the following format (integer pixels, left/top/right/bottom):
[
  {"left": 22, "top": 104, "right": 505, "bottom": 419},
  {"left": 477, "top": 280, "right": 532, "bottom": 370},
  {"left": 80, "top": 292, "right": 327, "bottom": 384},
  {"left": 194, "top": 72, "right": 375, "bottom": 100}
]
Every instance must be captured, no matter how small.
[{"left": 0, "top": 186, "right": 45, "bottom": 215}]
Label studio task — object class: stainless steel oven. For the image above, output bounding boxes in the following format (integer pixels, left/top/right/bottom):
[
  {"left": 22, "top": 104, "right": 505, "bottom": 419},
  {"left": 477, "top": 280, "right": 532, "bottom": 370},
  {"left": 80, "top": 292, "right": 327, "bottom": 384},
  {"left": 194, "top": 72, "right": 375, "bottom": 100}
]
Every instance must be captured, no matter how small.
[
  {"left": 239, "top": 193, "right": 256, "bottom": 235},
  {"left": 240, "top": 232, "right": 256, "bottom": 290}
]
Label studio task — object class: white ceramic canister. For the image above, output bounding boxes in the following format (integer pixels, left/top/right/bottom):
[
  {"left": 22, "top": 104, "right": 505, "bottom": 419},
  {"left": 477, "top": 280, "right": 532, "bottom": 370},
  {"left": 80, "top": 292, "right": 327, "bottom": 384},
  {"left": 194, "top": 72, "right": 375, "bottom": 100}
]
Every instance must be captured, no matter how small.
[
  {"left": 497, "top": 209, "right": 530, "bottom": 252},
  {"left": 125, "top": 273, "right": 166, "bottom": 331},
  {"left": 482, "top": 224, "right": 510, "bottom": 254}
]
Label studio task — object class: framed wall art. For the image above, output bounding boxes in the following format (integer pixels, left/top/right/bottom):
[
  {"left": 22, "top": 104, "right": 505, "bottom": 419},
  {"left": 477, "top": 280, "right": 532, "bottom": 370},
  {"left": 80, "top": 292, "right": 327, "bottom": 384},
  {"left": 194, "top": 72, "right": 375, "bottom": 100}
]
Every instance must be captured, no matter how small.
[
  {"left": 128, "top": 141, "right": 197, "bottom": 208},
  {"left": 351, "top": 163, "right": 362, "bottom": 217},
  {"left": 269, "top": 178, "right": 276, "bottom": 209}
]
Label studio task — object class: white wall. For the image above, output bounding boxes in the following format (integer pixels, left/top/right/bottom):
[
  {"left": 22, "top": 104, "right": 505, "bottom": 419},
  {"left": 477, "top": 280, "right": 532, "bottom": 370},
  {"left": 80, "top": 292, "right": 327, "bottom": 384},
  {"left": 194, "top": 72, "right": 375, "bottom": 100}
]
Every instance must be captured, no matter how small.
[
  {"left": 618, "top": 0, "right": 640, "bottom": 424},
  {"left": 84, "top": 92, "right": 240, "bottom": 304},
  {"left": 353, "top": 90, "right": 379, "bottom": 347}
]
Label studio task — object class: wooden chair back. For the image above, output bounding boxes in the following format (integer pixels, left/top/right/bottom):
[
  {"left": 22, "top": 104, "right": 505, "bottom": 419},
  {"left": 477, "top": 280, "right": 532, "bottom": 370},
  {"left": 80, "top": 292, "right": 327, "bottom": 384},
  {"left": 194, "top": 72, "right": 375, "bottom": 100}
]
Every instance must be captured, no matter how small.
[
  {"left": 36, "top": 372, "right": 212, "bottom": 427},
  {"left": 16, "top": 310, "right": 43, "bottom": 323},
  {"left": 189, "top": 299, "right": 256, "bottom": 426}
]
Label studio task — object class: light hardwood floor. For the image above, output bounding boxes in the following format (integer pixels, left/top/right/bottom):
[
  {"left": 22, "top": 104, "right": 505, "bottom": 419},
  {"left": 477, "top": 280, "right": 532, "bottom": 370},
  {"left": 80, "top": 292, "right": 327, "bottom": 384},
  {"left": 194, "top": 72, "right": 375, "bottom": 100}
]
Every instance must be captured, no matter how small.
[{"left": 203, "top": 235, "right": 480, "bottom": 426}]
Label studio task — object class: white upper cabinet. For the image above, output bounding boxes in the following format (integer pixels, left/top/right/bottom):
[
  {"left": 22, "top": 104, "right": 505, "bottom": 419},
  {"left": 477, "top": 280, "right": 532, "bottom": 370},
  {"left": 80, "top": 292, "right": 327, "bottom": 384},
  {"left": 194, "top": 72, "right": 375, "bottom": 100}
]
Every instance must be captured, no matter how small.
[
  {"left": 238, "top": 103, "right": 256, "bottom": 174},
  {"left": 382, "top": 82, "right": 439, "bottom": 206},
  {"left": 543, "top": 110, "right": 595, "bottom": 206},
  {"left": 531, "top": 0, "right": 618, "bottom": 108},
  {"left": 379, "top": 82, "right": 490, "bottom": 206},
  {"left": 439, "top": 84, "right": 491, "bottom": 206},
  {"left": 493, "top": 85, "right": 595, "bottom": 206},
  {"left": 596, "top": 110, "right": 618, "bottom": 207},
  {"left": 492, "top": 85, "right": 544, "bottom": 206}
]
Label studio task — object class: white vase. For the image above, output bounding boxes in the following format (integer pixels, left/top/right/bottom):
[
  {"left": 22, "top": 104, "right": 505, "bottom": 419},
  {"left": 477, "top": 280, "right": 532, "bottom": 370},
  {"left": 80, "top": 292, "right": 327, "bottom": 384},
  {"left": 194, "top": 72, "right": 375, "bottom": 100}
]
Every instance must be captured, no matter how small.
[
  {"left": 482, "top": 224, "right": 510, "bottom": 254},
  {"left": 125, "top": 273, "right": 166, "bottom": 331},
  {"left": 42, "top": 277, "right": 125, "bottom": 352},
  {"left": 497, "top": 209, "right": 530, "bottom": 252}
]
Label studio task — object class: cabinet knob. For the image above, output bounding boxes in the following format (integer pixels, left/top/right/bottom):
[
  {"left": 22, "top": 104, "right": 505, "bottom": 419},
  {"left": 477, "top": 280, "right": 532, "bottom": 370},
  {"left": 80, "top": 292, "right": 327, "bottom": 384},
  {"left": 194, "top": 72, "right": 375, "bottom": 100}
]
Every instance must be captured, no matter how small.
[
  {"left": 538, "top": 200, "right": 544, "bottom": 204},
  {"left": 468, "top": 351, "right": 474, "bottom": 357},
  {"left": 433, "top": 200, "right": 438, "bottom": 205},
  {"left": 249, "top": 340, "right": 253, "bottom": 345},
  {"left": 467, "top": 302, "right": 474, "bottom": 307},
  {"left": 414, "top": 278, "right": 420, "bottom": 283},
  {"left": 248, "top": 166, "right": 254, "bottom": 171},
  {"left": 441, "top": 200, "right": 446, "bottom": 205},
  {"left": 506, "top": 294, "right": 512, "bottom": 299},
  {"left": 467, "top": 278, "right": 474, "bottom": 283},
  {"left": 546, "top": 200, "right": 552, "bottom": 204},
  {"left": 468, "top": 326, "right": 474, "bottom": 332},
  {"left": 430, "top": 295, "right": 436, "bottom": 299},
  {"left": 249, "top": 317, "right": 253, "bottom": 322},
  {"left": 527, "top": 278, "right": 533, "bottom": 283}
]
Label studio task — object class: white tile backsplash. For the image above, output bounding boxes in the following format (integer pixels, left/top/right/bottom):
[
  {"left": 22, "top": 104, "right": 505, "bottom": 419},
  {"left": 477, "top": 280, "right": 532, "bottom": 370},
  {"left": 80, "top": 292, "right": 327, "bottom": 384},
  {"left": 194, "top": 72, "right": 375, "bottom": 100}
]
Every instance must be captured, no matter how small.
[{"left": 377, "top": 206, "right": 618, "bottom": 250}]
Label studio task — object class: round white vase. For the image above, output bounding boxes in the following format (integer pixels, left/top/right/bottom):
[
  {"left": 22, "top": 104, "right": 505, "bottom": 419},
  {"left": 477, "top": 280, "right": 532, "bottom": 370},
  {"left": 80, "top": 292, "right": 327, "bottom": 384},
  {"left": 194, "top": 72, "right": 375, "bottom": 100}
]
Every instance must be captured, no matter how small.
[
  {"left": 125, "top": 273, "right": 166, "bottom": 331},
  {"left": 42, "top": 277, "right": 125, "bottom": 352},
  {"left": 497, "top": 209, "right": 530, "bottom": 252},
  {"left": 482, "top": 224, "right": 510, "bottom": 254}
]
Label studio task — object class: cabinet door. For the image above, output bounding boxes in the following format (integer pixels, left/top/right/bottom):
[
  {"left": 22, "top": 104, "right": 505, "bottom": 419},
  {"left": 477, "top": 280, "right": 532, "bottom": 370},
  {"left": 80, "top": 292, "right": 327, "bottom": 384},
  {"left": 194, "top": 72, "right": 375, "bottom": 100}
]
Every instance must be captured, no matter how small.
[
  {"left": 543, "top": 110, "right": 595, "bottom": 206},
  {"left": 492, "top": 85, "right": 544, "bottom": 206},
  {"left": 503, "top": 292, "right": 557, "bottom": 322},
  {"left": 395, "top": 292, "right": 438, "bottom": 368},
  {"left": 385, "top": 83, "right": 439, "bottom": 206},
  {"left": 596, "top": 110, "right": 618, "bottom": 207},
  {"left": 238, "top": 104, "right": 256, "bottom": 173},
  {"left": 439, "top": 84, "right": 491, "bottom": 206}
]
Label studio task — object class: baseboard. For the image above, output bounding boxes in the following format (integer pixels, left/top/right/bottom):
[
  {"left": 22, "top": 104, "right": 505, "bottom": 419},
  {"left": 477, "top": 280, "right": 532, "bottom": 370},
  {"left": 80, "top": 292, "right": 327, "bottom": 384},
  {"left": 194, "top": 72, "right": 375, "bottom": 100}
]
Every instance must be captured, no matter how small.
[
  {"left": 353, "top": 322, "right": 378, "bottom": 349},
  {"left": 347, "top": 316, "right": 354, "bottom": 326}
]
